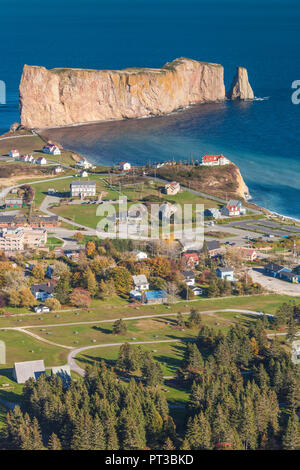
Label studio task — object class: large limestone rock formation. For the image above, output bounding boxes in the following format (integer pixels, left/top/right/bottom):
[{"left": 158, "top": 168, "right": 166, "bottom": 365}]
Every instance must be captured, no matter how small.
[
  {"left": 227, "top": 66, "right": 254, "bottom": 100},
  {"left": 19, "top": 58, "right": 226, "bottom": 128}
]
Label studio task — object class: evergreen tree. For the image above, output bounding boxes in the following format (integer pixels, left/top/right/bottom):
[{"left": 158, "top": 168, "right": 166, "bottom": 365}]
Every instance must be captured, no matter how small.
[
  {"left": 282, "top": 411, "right": 300, "bottom": 450},
  {"left": 48, "top": 433, "right": 62, "bottom": 450}
]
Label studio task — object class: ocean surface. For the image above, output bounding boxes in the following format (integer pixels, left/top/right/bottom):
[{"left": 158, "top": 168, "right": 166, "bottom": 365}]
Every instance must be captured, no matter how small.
[{"left": 0, "top": 0, "right": 299, "bottom": 218}]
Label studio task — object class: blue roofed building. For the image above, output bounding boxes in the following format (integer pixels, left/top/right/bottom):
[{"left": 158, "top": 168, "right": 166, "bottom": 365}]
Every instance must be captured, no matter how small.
[{"left": 143, "top": 290, "right": 168, "bottom": 305}]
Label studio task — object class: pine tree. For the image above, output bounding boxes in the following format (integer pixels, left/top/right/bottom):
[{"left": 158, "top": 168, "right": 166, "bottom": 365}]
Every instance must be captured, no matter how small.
[
  {"left": 282, "top": 411, "right": 300, "bottom": 450},
  {"left": 48, "top": 433, "right": 62, "bottom": 450},
  {"left": 163, "top": 437, "right": 175, "bottom": 450},
  {"left": 90, "top": 415, "right": 106, "bottom": 450},
  {"left": 185, "top": 412, "right": 211, "bottom": 450}
]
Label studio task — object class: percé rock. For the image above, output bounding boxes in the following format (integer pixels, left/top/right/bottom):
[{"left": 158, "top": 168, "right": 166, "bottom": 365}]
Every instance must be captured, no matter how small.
[
  {"left": 227, "top": 66, "right": 254, "bottom": 100},
  {"left": 19, "top": 58, "right": 227, "bottom": 128}
]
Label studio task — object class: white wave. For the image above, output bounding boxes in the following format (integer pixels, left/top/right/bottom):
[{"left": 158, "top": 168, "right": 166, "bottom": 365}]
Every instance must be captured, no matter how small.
[{"left": 253, "top": 96, "right": 270, "bottom": 101}]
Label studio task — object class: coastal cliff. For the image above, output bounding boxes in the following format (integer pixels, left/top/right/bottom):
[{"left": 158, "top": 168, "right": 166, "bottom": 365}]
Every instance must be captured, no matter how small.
[
  {"left": 19, "top": 58, "right": 228, "bottom": 128},
  {"left": 227, "top": 66, "right": 254, "bottom": 100},
  {"left": 152, "top": 163, "right": 250, "bottom": 200}
]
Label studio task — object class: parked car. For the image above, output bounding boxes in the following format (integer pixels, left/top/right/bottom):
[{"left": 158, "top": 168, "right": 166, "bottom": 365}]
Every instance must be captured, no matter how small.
[{"left": 34, "top": 305, "right": 50, "bottom": 313}]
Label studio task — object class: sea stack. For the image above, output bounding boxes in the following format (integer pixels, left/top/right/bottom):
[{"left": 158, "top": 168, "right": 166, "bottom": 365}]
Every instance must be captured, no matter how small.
[{"left": 227, "top": 66, "right": 254, "bottom": 100}]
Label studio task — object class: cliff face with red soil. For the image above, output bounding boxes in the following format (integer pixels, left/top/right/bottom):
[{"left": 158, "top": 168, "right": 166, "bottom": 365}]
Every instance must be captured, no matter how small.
[{"left": 19, "top": 58, "right": 254, "bottom": 129}]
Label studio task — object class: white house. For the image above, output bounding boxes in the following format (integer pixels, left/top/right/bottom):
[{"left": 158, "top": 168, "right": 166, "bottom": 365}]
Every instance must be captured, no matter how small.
[
  {"left": 120, "top": 162, "right": 131, "bottom": 171},
  {"left": 43, "top": 144, "right": 61, "bottom": 155},
  {"left": 216, "top": 267, "right": 234, "bottom": 281},
  {"left": 201, "top": 154, "right": 231, "bottom": 166},
  {"left": 75, "top": 159, "right": 92, "bottom": 169},
  {"left": 9, "top": 149, "right": 19, "bottom": 158},
  {"left": 36, "top": 157, "right": 47, "bottom": 165},
  {"left": 182, "top": 270, "right": 195, "bottom": 286},
  {"left": 80, "top": 170, "right": 89, "bottom": 178},
  {"left": 54, "top": 166, "right": 64, "bottom": 174},
  {"left": 221, "top": 200, "right": 246, "bottom": 217},
  {"left": 132, "top": 274, "right": 149, "bottom": 291},
  {"left": 70, "top": 180, "right": 96, "bottom": 197},
  {"left": 131, "top": 250, "right": 148, "bottom": 261}
]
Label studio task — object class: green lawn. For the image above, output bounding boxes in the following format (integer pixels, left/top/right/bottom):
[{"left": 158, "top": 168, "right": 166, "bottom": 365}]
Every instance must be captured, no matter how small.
[
  {"left": 0, "top": 294, "right": 296, "bottom": 329},
  {"left": 46, "top": 236, "right": 63, "bottom": 249},
  {"left": 52, "top": 203, "right": 101, "bottom": 228},
  {"left": 0, "top": 330, "right": 68, "bottom": 369},
  {"left": 26, "top": 317, "right": 200, "bottom": 348}
]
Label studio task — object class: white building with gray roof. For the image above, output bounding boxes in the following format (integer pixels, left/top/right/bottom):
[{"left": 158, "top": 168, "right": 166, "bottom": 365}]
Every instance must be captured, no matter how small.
[{"left": 13, "top": 360, "right": 45, "bottom": 383}]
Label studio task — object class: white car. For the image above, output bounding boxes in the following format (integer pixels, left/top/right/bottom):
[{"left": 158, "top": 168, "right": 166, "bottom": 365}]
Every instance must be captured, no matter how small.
[{"left": 34, "top": 305, "right": 50, "bottom": 313}]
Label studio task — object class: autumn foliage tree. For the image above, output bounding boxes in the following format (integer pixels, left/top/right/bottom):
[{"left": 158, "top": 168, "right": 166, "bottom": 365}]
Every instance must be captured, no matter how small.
[{"left": 70, "top": 288, "right": 91, "bottom": 308}]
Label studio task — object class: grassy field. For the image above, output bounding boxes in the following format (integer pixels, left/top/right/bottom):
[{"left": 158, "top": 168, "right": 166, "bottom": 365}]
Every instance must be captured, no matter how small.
[
  {"left": 0, "top": 134, "right": 78, "bottom": 167},
  {"left": 25, "top": 317, "right": 201, "bottom": 348},
  {"left": 0, "top": 294, "right": 295, "bottom": 329},
  {"left": 0, "top": 330, "right": 68, "bottom": 369},
  {"left": 50, "top": 181, "right": 222, "bottom": 229},
  {"left": 46, "top": 236, "right": 63, "bottom": 249}
]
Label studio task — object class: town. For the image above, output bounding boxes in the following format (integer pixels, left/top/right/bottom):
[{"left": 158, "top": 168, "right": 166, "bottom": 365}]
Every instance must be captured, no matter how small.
[{"left": 0, "top": 130, "right": 299, "bottom": 450}]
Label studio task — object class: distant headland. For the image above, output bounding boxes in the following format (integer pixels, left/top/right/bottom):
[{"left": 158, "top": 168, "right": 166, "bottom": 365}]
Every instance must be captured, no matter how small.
[{"left": 19, "top": 58, "right": 254, "bottom": 129}]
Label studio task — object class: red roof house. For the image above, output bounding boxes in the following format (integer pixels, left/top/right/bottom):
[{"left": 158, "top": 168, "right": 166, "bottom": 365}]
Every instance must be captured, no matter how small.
[{"left": 202, "top": 154, "right": 230, "bottom": 166}]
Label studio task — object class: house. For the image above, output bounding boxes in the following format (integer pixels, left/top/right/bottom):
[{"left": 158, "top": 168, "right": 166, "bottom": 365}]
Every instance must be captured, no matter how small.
[
  {"left": 206, "top": 240, "right": 223, "bottom": 258},
  {"left": 204, "top": 208, "right": 222, "bottom": 219},
  {"left": 9, "top": 149, "right": 19, "bottom": 158},
  {"left": 46, "top": 265, "right": 54, "bottom": 279},
  {"left": 5, "top": 197, "right": 24, "bottom": 209},
  {"left": 143, "top": 290, "right": 168, "bottom": 305},
  {"left": 239, "top": 247, "right": 257, "bottom": 261},
  {"left": 43, "top": 144, "right": 61, "bottom": 155},
  {"left": 264, "top": 262, "right": 284, "bottom": 278},
  {"left": 13, "top": 360, "right": 45, "bottom": 384},
  {"left": 192, "top": 286, "right": 202, "bottom": 296},
  {"left": 163, "top": 181, "right": 180, "bottom": 195},
  {"left": 182, "top": 270, "right": 195, "bottom": 286},
  {"left": 70, "top": 180, "right": 96, "bottom": 197},
  {"left": 216, "top": 266, "right": 234, "bottom": 281},
  {"left": 30, "top": 282, "right": 54, "bottom": 301},
  {"left": 131, "top": 250, "right": 148, "bottom": 261},
  {"left": 201, "top": 154, "right": 230, "bottom": 166},
  {"left": 132, "top": 274, "right": 149, "bottom": 291},
  {"left": 36, "top": 157, "right": 47, "bottom": 165},
  {"left": 278, "top": 268, "right": 300, "bottom": 284},
  {"left": 75, "top": 159, "right": 91, "bottom": 169},
  {"left": 182, "top": 252, "right": 199, "bottom": 268},
  {"left": 48, "top": 188, "right": 55, "bottom": 195},
  {"left": 129, "top": 289, "right": 142, "bottom": 301},
  {"left": 19, "top": 154, "right": 34, "bottom": 163},
  {"left": 291, "top": 340, "right": 300, "bottom": 364},
  {"left": 222, "top": 200, "right": 246, "bottom": 217},
  {"left": 120, "top": 162, "right": 131, "bottom": 171},
  {"left": 221, "top": 202, "right": 240, "bottom": 217},
  {"left": 51, "top": 365, "right": 71, "bottom": 387},
  {"left": 34, "top": 305, "right": 50, "bottom": 313},
  {"left": 80, "top": 170, "right": 88, "bottom": 177},
  {"left": 54, "top": 166, "right": 64, "bottom": 174}
]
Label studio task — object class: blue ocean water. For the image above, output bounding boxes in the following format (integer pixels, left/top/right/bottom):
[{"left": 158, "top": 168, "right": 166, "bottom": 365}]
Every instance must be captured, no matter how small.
[{"left": 0, "top": 0, "right": 299, "bottom": 217}]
